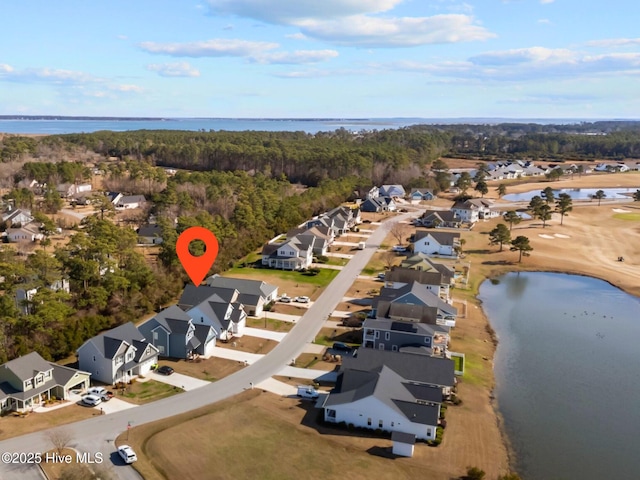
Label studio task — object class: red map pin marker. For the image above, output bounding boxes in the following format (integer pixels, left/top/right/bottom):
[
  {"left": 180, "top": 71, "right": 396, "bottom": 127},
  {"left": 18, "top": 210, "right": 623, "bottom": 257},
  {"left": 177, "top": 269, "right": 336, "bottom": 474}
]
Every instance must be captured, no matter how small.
[{"left": 176, "top": 226, "right": 219, "bottom": 286}]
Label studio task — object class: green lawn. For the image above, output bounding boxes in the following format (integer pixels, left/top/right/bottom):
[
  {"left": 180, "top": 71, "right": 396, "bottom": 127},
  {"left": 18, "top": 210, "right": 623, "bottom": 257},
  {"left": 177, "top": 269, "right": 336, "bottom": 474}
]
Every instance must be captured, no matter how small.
[
  {"left": 226, "top": 265, "right": 340, "bottom": 286},
  {"left": 119, "top": 380, "right": 183, "bottom": 404},
  {"left": 452, "top": 355, "right": 464, "bottom": 373}
]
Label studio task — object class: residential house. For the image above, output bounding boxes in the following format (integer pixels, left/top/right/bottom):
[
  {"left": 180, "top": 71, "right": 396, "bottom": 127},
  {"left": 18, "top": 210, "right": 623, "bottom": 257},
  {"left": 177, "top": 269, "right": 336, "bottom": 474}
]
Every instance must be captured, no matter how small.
[
  {"left": 409, "top": 188, "right": 435, "bottom": 201},
  {"left": 380, "top": 196, "right": 397, "bottom": 212},
  {"left": 106, "top": 192, "right": 124, "bottom": 205},
  {"left": 116, "top": 195, "right": 146, "bottom": 210},
  {"left": 365, "top": 186, "right": 380, "bottom": 199},
  {"left": 77, "top": 322, "right": 159, "bottom": 385},
  {"left": 383, "top": 266, "right": 451, "bottom": 303},
  {"left": 379, "top": 185, "right": 406, "bottom": 198},
  {"left": 321, "top": 365, "right": 441, "bottom": 441},
  {"left": 341, "top": 348, "right": 456, "bottom": 395},
  {"left": 56, "top": 183, "right": 92, "bottom": 198},
  {"left": 360, "top": 197, "right": 385, "bottom": 213},
  {"left": 0, "top": 352, "right": 91, "bottom": 413},
  {"left": 362, "top": 318, "right": 450, "bottom": 354},
  {"left": 288, "top": 226, "right": 334, "bottom": 254},
  {"left": 137, "top": 224, "right": 163, "bottom": 245},
  {"left": 138, "top": 305, "right": 216, "bottom": 359},
  {"left": 400, "top": 253, "right": 455, "bottom": 284},
  {"left": 372, "top": 281, "right": 457, "bottom": 327},
  {"left": 412, "top": 230, "right": 460, "bottom": 257},
  {"left": 205, "top": 275, "right": 278, "bottom": 316},
  {"left": 415, "top": 210, "right": 461, "bottom": 229},
  {"left": 451, "top": 198, "right": 497, "bottom": 223},
  {"left": 181, "top": 285, "right": 248, "bottom": 340},
  {"left": 6, "top": 223, "right": 43, "bottom": 243},
  {"left": 2, "top": 208, "right": 34, "bottom": 226},
  {"left": 261, "top": 235, "right": 315, "bottom": 270}
]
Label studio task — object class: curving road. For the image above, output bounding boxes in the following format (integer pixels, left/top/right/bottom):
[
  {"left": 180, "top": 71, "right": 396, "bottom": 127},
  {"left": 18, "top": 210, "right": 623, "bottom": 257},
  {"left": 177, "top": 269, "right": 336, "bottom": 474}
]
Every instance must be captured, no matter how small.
[{"left": 0, "top": 211, "right": 419, "bottom": 480}]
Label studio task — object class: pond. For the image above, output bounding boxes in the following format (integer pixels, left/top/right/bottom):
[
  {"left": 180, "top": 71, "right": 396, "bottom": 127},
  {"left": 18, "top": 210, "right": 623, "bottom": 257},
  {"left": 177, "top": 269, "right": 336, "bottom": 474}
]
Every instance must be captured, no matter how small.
[
  {"left": 479, "top": 272, "right": 640, "bottom": 480},
  {"left": 502, "top": 187, "right": 639, "bottom": 202}
]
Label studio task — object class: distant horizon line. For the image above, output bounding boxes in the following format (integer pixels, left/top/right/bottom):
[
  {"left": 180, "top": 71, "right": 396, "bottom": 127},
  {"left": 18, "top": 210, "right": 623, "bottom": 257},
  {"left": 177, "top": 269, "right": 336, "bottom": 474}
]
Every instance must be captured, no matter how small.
[{"left": 1, "top": 115, "right": 639, "bottom": 123}]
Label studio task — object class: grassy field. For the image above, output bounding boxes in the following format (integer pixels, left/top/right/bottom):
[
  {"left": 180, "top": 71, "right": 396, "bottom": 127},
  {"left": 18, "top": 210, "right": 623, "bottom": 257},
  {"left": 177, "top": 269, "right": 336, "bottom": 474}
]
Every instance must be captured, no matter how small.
[
  {"left": 157, "top": 357, "right": 242, "bottom": 382},
  {"left": 246, "top": 317, "right": 294, "bottom": 332},
  {"left": 121, "top": 390, "right": 472, "bottom": 480},
  {"left": 0, "top": 404, "right": 97, "bottom": 441},
  {"left": 225, "top": 265, "right": 340, "bottom": 287}
]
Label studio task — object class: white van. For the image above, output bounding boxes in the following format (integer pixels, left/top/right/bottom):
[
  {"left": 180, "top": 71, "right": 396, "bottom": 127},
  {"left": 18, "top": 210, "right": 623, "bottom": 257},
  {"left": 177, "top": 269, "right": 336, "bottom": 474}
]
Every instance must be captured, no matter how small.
[{"left": 297, "top": 385, "right": 319, "bottom": 399}]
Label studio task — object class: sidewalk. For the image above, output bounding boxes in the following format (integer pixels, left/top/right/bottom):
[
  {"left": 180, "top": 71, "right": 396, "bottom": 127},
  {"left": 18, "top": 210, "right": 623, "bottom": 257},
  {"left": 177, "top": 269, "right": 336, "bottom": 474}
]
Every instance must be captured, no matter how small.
[
  {"left": 255, "top": 378, "right": 297, "bottom": 396},
  {"left": 312, "top": 263, "right": 344, "bottom": 270},
  {"left": 277, "top": 366, "right": 335, "bottom": 380},
  {"left": 326, "top": 252, "right": 354, "bottom": 259}
]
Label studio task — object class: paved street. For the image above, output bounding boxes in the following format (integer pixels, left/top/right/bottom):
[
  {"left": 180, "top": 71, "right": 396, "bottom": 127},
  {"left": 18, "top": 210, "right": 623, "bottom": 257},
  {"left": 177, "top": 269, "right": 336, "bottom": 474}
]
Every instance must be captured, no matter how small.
[{"left": 0, "top": 210, "right": 418, "bottom": 480}]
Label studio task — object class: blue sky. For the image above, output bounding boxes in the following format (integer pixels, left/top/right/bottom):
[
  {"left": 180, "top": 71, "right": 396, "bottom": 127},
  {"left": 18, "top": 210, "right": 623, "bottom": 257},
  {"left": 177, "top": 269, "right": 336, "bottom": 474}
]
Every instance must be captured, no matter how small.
[{"left": 1, "top": 0, "right": 639, "bottom": 118}]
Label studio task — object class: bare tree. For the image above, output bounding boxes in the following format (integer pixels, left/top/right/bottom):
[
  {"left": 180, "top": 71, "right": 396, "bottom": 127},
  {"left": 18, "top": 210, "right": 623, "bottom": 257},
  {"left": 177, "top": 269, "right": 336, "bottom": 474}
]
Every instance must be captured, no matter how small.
[
  {"left": 47, "top": 428, "right": 73, "bottom": 455},
  {"left": 389, "top": 222, "right": 410, "bottom": 246},
  {"left": 382, "top": 250, "right": 399, "bottom": 270}
]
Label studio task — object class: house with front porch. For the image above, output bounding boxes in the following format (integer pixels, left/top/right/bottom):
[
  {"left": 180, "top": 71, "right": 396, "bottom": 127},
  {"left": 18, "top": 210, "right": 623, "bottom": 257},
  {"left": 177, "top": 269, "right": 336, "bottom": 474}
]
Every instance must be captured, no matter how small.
[
  {"left": 415, "top": 210, "right": 462, "bottom": 229},
  {"left": 261, "top": 235, "right": 315, "bottom": 270},
  {"left": 205, "top": 275, "right": 278, "bottom": 316},
  {"left": 0, "top": 352, "right": 91, "bottom": 413},
  {"left": 412, "top": 230, "right": 460, "bottom": 257},
  {"left": 362, "top": 318, "right": 450, "bottom": 355},
  {"left": 400, "top": 253, "right": 456, "bottom": 284},
  {"left": 138, "top": 305, "right": 216, "bottom": 359},
  {"left": 383, "top": 266, "right": 451, "bottom": 303},
  {"left": 77, "top": 322, "right": 158, "bottom": 385},
  {"left": 185, "top": 288, "right": 248, "bottom": 341}
]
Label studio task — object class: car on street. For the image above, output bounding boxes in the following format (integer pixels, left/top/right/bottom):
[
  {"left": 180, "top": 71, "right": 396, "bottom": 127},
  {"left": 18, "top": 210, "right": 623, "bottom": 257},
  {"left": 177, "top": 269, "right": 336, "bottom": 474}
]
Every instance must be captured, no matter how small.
[
  {"left": 392, "top": 245, "right": 407, "bottom": 252},
  {"left": 117, "top": 445, "right": 138, "bottom": 464},
  {"left": 156, "top": 365, "right": 175, "bottom": 376},
  {"left": 81, "top": 394, "right": 102, "bottom": 407},
  {"left": 377, "top": 273, "right": 385, "bottom": 280},
  {"left": 295, "top": 296, "right": 310, "bottom": 303}
]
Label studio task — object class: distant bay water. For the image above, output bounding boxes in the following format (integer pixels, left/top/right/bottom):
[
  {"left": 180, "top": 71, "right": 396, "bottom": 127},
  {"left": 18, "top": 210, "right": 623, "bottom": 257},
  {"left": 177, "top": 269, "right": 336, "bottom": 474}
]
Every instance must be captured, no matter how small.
[{"left": 0, "top": 117, "right": 600, "bottom": 135}]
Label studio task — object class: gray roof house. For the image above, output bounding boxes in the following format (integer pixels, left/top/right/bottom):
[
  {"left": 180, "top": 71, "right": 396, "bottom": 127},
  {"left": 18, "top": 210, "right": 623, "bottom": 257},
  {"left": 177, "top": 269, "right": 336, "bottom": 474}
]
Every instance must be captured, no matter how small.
[
  {"left": 205, "top": 275, "right": 278, "bottom": 316},
  {"left": 0, "top": 352, "right": 91, "bottom": 413},
  {"left": 321, "top": 363, "right": 442, "bottom": 441},
  {"left": 341, "top": 348, "right": 456, "bottom": 392},
  {"left": 182, "top": 287, "right": 248, "bottom": 341},
  {"left": 373, "top": 281, "right": 457, "bottom": 325},
  {"left": 415, "top": 210, "right": 462, "bottom": 229},
  {"left": 384, "top": 266, "right": 451, "bottom": 303},
  {"left": 137, "top": 224, "right": 163, "bottom": 245},
  {"left": 411, "top": 230, "right": 460, "bottom": 257},
  {"left": 400, "top": 253, "right": 455, "bottom": 284},
  {"left": 409, "top": 188, "right": 435, "bottom": 201},
  {"left": 138, "top": 305, "right": 216, "bottom": 359},
  {"left": 362, "top": 318, "right": 450, "bottom": 356},
  {"left": 77, "top": 322, "right": 159, "bottom": 385},
  {"left": 379, "top": 185, "right": 406, "bottom": 197},
  {"left": 115, "top": 195, "right": 146, "bottom": 210}
]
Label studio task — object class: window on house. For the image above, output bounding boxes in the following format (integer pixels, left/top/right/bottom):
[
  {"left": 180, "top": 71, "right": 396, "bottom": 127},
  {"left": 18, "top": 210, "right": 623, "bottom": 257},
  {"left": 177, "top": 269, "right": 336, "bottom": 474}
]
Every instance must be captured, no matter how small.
[
  {"left": 427, "top": 429, "right": 432, "bottom": 436},
  {"left": 379, "top": 343, "right": 385, "bottom": 350},
  {"left": 327, "top": 409, "right": 336, "bottom": 418},
  {"left": 374, "top": 331, "right": 380, "bottom": 339},
  {"left": 367, "top": 418, "right": 372, "bottom": 426},
  {"left": 153, "top": 331, "right": 158, "bottom": 340},
  {"left": 93, "top": 356, "right": 96, "bottom": 362},
  {"left": 391, "top": 421, "right": 395, "bottom": 427},
  {"left": 425, "top": 337, "right": 431, "bottom": 345},
  {"left": 157, "top": 345, "right": 165, "bottom": 354},
  {"left": 379, "top": 420, "right": 383, "bottom": 428},
  {"left": 392, "top": 345, "right": 398, "bottom": 352},
  {"left": 385, "top": 332, "right": 390, "bottom": 341}
]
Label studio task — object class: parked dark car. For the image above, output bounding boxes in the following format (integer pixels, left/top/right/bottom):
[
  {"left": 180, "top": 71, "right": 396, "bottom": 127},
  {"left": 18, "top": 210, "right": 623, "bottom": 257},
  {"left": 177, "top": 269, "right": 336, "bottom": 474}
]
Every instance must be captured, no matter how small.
[
  {"left": 332, "top": 342, "right": 352, "bottom": 353},
  {"left": 156, "top": 365, "right": 175, "bottom": 376}
]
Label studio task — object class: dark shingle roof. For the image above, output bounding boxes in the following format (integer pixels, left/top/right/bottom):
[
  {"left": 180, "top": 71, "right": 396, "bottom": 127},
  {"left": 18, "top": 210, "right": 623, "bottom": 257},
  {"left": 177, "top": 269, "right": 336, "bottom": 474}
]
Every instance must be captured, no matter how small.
[
  {"left": 2, "top": 352, "right": 52, "bottom": 381},
  {"left": 342, "top": 348, "right": 455, "bottom": 388},
  {"left": 392, "top": 431, "right": 416, "bottom": 444}
]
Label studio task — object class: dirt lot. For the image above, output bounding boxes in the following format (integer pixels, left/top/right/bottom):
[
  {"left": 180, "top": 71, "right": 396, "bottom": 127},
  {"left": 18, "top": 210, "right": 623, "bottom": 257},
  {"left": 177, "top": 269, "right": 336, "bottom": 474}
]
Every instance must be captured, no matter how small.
[
  {"left": 0, "top": 403, "right": 96, "bottom": 441},
  {"left": 216, "top": 336, "right": 278, "bottom": 355}
]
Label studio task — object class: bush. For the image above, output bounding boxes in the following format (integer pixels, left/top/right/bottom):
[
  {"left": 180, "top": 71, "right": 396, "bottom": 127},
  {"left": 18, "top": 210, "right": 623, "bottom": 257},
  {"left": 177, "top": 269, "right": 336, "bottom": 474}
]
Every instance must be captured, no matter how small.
[
  {"left": 465, "top": 467, "right": 486, "bottom": 480},
  {"left": 315, "top": 255, "right": 329, "bottom": 263}
]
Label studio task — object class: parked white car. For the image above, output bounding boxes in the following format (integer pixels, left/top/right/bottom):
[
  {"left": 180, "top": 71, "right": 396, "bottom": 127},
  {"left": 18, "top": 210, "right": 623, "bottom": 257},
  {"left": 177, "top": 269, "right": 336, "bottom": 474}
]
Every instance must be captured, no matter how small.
[
  {"left": 87, "top": 387, "right": 113, "bottom": 401},
  {"left": 295, "top": 296, "right": 310, "bottom": 303},
  {"left": 118, "top": 445, "right": 137, "bottom": 464},
  {"left": 81, "top": 394, "right": 102, "bottom": 407}
]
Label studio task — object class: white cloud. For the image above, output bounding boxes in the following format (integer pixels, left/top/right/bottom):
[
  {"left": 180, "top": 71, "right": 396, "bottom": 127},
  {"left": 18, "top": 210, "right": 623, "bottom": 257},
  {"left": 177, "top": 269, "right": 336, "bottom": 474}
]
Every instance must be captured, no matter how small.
[
  {"left": 393, "top": 47, "right": 640, "bottom": 81},
  {"left": 586, "top": 38, "right": 640, "bottom": 48},
  {"left": 147, "top": 62, "right": 201, "bottom": 77},
  {"left": 298, "top": 14, "right": 495, "bottom": 47},
  {"left": 207, "top": 0, "right": 401, "bottom": 24},
  {"left": 469, "top": 47, "right": 574, "bottom": 66},
  {"left": 254, "top": 49, "right": 338, "bottom": 64},
  {"left": 0, "top": 66, "right": 101, "bottom": 85},
  {"left": 0, "top": 64, "right": 14, "bottom": 73},
  {"left": 540, "top": 0, "right": 554, "bottom": 4},
  {"left": 139, "top": 39, "right": 279, "bottom": 57},
  {"left": 111, "top": 84, "right": 144, "bottom": 93},
  {"left": 286, "top": 32, "right": 307, "bottom": 40},
  {"left": 537, "top": 18, "right": 552, "bottom": 25}
]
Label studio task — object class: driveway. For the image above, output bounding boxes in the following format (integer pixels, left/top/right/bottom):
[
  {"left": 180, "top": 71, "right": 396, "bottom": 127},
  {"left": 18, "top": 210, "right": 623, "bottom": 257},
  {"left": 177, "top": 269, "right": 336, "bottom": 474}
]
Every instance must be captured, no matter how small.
[
  {"left": 265, "top": 312, "right": 301, "bottom": 323},
  {"left": 243, "top": 327, "right": 287, "bottom": 342},
  {"left": 255, "top": 378, "right": 298, "bottom": 396},
  {"left": 149, "top": 371, "right": 209, "bottom": 391},
  {"left": 98, "top": 398, "right": 138, "bottom": 415},
  {"left": 207, "top": 348, "right": 264, "bottom": 365}
]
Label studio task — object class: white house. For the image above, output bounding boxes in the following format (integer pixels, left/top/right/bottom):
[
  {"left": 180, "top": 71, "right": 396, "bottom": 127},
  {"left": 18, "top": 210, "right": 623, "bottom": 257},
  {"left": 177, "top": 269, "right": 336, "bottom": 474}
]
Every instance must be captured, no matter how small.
[
  {"left": 116, "top": 195, "right": 146, "bottom": 210},
  {"left": 7, "top": 223, "right": 43, "bottom": 243},
  {"left": 321, "top": 365, "right": 441, "bottom": 441},
  {"left": 185, "top": 288, "right": 248, "bottom": 341},
  {"left": 77, "top": 322, "right": 158, "bottom": 385},
  {"left": 412, "top": 231, "right": 460, "bottom": 257},
  {"left": 261, "top": 236, "right": 315, "bottom": 270}
]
